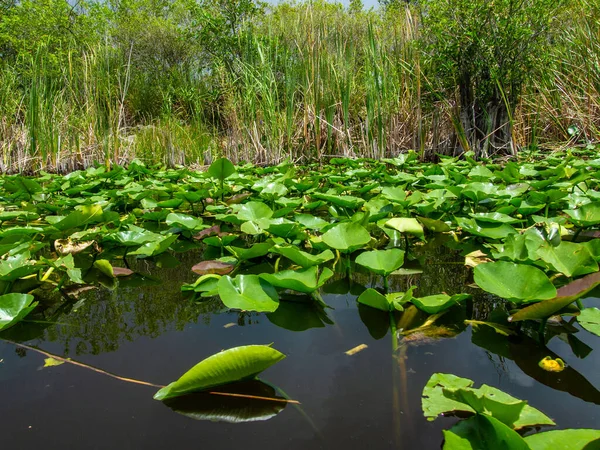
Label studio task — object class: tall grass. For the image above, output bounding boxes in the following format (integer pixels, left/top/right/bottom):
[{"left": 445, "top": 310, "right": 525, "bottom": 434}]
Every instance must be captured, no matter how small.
[{"left": 0, "top": 0, "right": 598, "bottom": 172}]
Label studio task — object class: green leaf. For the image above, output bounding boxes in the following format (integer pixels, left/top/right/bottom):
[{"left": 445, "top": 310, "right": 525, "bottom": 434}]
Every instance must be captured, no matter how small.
[
  {"left": 321, "top": 222, "right": 371, "bottom": 252},
  {"left": 226, "top": 242, "right": 273, "bottom": 261},
  {"left": 157, "top": 198, "right": 184, "bottom": 209},
  {"left": 536, "top": 241, "right": 598, "bottom": 277},
  {"left": 272, "top": 245, "right": 334, "bottom": 268},
  {"left": 564, "top": 202, "right": 600, "bottom": 227},
  {"left": 455, "top": 217, "right": 516, "bottom": 240},
  {"left": 577, "top": 308, "right": 600, "bottom": 337},
  {"left": 357, "top": 288, "right": 392, "bottom": 312},
  {"left": 524, "top": 429, "right": 600, "bottom": 450},
  {"left": 129, "top": 235, "right": 179, "bottom": 257},
  {"left": 232, "top": 201, "right": 273, "bottom": 222},
  {"left": 217, "top": 275, "right": 279, "bottom": 312},
  {"left": 355, "top": 249, "right": 405, "bottom": 277},
  {"left": 422, "top": 373, "right": 476, "bottom": 420},
  {"left": 166, "top": 213, "right": 203, "bottom": 231},
  {"left": 385, "top": 218, "right": 424, "bottom": 237},
  {"left": 93, "top": 259, "right": 115, "bottom": 278},
  {"left": 259, "top": 267, "right": 333, "bottom": 294},
  {"left": 312, "top": 193, "right": 365, "bottom": 209},
  {"left": 154, "top": 345, "right": 285, "bottom": 401},
  {"left": 411, "top": 293, "right": 470, "bottom": 314},
  {"left": 469, "top": 212, "right": 521, "bottom": 224},
  {"left": 418, "top": 216, "right": 451, "bottom": 232},
  {"left": 0, "top": 253, "right": 41, "bottom": 281},
  {"left": 50, "top": 205, "right": 104, "bottom": 231},
  {"left": 473, "top": 261, "right": 556, "bottom": 303},
  {"left": 105, "top": 228, "right": 159, "bottom": 246},
  {"left": 0, "top": 293, "right": 38, "bottom": 331},
  {"left": 422, "top": 373, "right": 554, "bottom": 429},
  {"left": 295, "top": 214, "right": 329, "bottom": 230},
  {"left": 207, "top": 157, "right": 236, "bottom": 181},
  {"left": 509, "top": 271, "right": 600, "bottom": 322},
  {"left": 357, "top": 288, "right": 413, "bottom": 313},
  {"left": 443, "top": 414, "right": 530, "bottom": 450}
]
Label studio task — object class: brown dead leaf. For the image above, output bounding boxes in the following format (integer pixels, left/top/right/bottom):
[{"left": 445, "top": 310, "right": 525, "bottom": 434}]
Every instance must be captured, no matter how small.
[{"left": 192, "top": 260, "right": 235, "bottom": 275}]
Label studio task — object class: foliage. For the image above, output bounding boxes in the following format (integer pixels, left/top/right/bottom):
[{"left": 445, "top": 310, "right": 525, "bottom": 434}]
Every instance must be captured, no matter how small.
[
  {"left": 423, "top": 373, "right": 600, "bottom": 449},
  {"left": 0, "top": 0, "right": 598, "bottom": 170},
  {"left": 154, "top": 344, "right": 286, "bottom": 400}
]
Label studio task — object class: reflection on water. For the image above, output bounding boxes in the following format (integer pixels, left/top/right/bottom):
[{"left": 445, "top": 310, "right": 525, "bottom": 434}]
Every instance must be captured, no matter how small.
[
  {"left": 0, "top": 240, "right": 599, "bottom": 449},
  {"left": 163, "top": 380, "right": 287, "bottom": 423}
]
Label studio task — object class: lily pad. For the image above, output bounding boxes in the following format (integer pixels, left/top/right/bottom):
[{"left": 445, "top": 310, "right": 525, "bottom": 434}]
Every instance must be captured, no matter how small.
[
  {"left": 411, "top": 293, "right": 470, "bottom": 314},
  {"left": 577, "top": 308, "right": 600, "bottom": 337},
  {"left": 385, "top": 218, "right": 424, "bottom": 237},
  {"left": 0, "top": 293, "right": 38, "bottom": 331},
  {"left": 443, "top": 414, "right": 530, "bottom": 450},
  {"left": 217, "top": 275, "right": 279, "bottom": 312},
  {"left": 260, "top": 267, "right": 333, "bottom": 294},
  {"left": 524, "top": 429, "right": 600, "bottom": 450},
  {"left": 355, "top": 249, "right": 405, "bottom": 277},
  {"left": 473, "top": 261, "right": 556, "bottom": 303},
  {"left": 564, "top": 202, "right": 600, "bottom": 227},
  {"left": 154, "top": 345, "right": 285, "bottom": 401},
  {"left": 192, "top": 260, "right": 235, "bottom": 276},
  {"left": 272, "top": 245, "right": 334, "bottom": 268},
  {"left": 321, "top": 222, "right": 371, "bottom": 253}
]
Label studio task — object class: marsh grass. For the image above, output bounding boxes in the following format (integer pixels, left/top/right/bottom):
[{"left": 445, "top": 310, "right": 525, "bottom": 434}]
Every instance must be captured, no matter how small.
[{"left": 0, "top": 0, "right": 598, "bottom": 172}]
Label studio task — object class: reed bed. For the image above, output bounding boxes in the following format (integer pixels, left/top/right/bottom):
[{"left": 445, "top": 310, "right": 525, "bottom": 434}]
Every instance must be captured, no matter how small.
[{"left": 0, "top": 0, "right": 598, "bottom": 172}]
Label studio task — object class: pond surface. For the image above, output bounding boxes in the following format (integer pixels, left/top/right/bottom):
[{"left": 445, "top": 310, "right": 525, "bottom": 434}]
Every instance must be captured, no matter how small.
[{"left": 1, "top": 242, "right": 599, "bottom": 449}]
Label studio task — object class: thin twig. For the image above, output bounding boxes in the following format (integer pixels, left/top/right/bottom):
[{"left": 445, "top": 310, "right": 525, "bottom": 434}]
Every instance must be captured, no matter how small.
[{"left": 2, "top": 340, "right": 299, "bottom": 405}]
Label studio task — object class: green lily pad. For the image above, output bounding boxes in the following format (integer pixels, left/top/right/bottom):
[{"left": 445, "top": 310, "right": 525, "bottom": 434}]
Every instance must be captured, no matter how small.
[
  {"left": 0, "top": 293, "right": 38, "bottom": 331},
  {"left": 456, "top": 217, "right": 517, "bottom": 240},
  {"left": 217, "top": 275, "right": 279, "bottom": 312},
  {"left": 294, "top": 214, "right": 329, "bottom": 230},
  {"left": 536, "top": 241, "right": 598, "bottom": 277},
  {"left": 321, "top": 222, "right": 371, "bottom": 253},
  {"left": 443, "top": 414, "right": 530, "bottom": 450},
  {"left": 166, "top": 213, "right": 203, "bottom": 231},
  {"left": 207, "top": 157, "right": 236, "bottom": 181},
  {"left": 355, "top": 248, "right": 405, "bottom": 277},
  {"left": 154, "top": 345, "right": 285, "bottom": 401},
  {"left": 411, "top": 293, "right": 470, "bottom": 314},
  {"left": 260, "top": 267, "right": 333, "bottom": 294},
  {"left": 564, "top": 202, "right": 600, "bottom": 227},
  {"left": 226, "top": 242, "right": 274, "bottom": 261},
  {"left": 384, "top": 218, "right": 424, "bottom": 237},
  {"left": 422, "top": 373, "right": 554, "bottom": 429},
  {"left": 469, "top": 212, "right": 521, "bottom": 224},
  {"left": 524, "top": 429, "right": 600, "bottom": 450},
  {"left": 577, "top": 308, "right": 600, "bottom": 337},
  {"left": 473, "top": 261, "right": 556, "bottom": 303},
  {"left": 272, "top": 245, "right": 334, "bottom": 268},
  {"left": 232, "top": 202, "right": 273, "bottom": 222},
  {"left": 509, "top": 271, "right": 600, "bottom": 322}
]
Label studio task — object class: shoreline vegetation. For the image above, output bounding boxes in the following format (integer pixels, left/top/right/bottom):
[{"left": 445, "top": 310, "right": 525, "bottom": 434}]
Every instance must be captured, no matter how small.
[{"left": 0, "top": 0, "right": 598, "bottom": 173}]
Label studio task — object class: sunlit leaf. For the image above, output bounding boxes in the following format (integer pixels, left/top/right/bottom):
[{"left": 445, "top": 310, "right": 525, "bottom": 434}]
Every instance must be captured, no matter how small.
[{"left": 154, "top": 345, "right": 285, "bottom": 401}]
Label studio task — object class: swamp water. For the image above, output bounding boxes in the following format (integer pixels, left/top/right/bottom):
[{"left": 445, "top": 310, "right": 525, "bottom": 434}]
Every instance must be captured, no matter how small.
[{"left": 1, "top": 241, "right": 599, "bottom": 449}]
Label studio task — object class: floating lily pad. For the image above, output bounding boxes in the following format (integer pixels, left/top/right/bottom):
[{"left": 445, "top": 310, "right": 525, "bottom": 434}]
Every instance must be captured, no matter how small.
[
  {"left": 355, "top": 248, "right": 405, "bottom": 277},
  {"left": 321, "top": 222, "right": 371, "bottom": 253},
  {"left": 0, "top": 293, "right": 38, "bottom": 331},
  {"left": 577, "top": 307, "right": 600, "bottom": 337},
  {"left": 154, "top": 345, "right": 285, "bottom": 401},
  {"left": 473, "top": 261, "right": 556, "bottom": 303},
  {"left": 217, "top": 275, "right": 279, "bottom": 312}
]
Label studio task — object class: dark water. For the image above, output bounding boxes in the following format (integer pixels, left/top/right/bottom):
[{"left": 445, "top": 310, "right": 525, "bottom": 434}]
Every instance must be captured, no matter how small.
[{"left": 1, "top": 242, "right": 599, "bottom": 449}]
